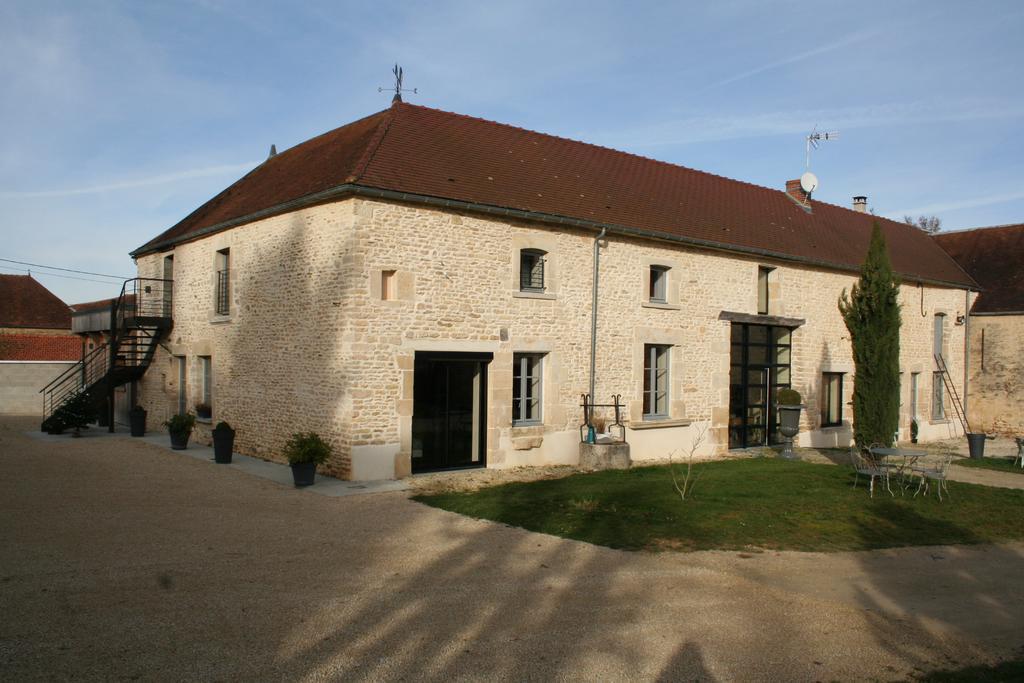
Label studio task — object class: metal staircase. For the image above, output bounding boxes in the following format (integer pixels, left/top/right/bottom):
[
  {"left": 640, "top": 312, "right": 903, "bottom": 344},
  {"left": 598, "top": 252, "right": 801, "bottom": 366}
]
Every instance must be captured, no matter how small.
[
  {"left": 934, "top": 353, "right": 970, "bottom": 434},
  {"left": 41, "top": 278, "right": 173, "bottom": 432}
]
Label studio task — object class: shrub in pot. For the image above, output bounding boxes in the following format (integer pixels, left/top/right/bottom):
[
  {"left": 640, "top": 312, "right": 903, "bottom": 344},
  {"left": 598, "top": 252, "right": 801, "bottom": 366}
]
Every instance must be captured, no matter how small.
[
  {"left": 164, "top": 413, "right": 196, "bottom": 450},
  {"left": 910, "top": 418, "right": 919, "bottom": 444},
  {"left": 283, "top": 431, "right": 332, "bottom": 487},
  {"left": 195, "top": 402, "right": 212, "bottom": 420},
  {"left": 212, "top": 421, "right": 235, "bottom": 464},
  {"left": 776, "top": 388, "right": 805, "bottom": 459},
  {"left": 129, "top": 405, "right": 147, "bottom": 437}
]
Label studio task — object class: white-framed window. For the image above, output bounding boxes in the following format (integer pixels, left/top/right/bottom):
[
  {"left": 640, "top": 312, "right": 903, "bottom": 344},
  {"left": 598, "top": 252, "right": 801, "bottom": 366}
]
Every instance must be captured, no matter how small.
[
  {"left": 910, "top": 372, "right": 920, "bottom": 419},
  {"left": 512, "top": 353, "right": 543, "bottom": 425},
  {"left": 643, "top": 344, "right": 670, "bottom": 419},
  {"left": 933, "top": 313, "right": 945, "bottom": 358},
  {"left": 649, "top": 265, "right": 669, "bottom": 303},
  {"left": 175, "top": 356, "right": 187, "bottom": 415},
  {"left": 821, "top": 372, "right": 843, "bottom": 427},
  {"left": 519, "top": 249, "right": 546, "bottom": 292},
  {"left": 215, "top": 248, "right": 230, "bottom": 316}
]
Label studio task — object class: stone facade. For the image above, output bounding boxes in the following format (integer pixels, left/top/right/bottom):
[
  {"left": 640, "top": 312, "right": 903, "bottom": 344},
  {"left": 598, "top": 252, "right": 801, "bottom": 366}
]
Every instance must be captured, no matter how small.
[
  {"left": 136, "top": 197, "right": 972, "bottom": 479},
  {"left": 966, "top": 314, "right": 1024, "bottom": 435}
]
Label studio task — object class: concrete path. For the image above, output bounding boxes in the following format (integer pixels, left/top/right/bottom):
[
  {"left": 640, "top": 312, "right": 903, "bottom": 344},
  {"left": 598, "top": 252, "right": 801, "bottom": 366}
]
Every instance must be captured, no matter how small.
[{"left": 2, "top": 417, "right": 1023, "bottom": 681}]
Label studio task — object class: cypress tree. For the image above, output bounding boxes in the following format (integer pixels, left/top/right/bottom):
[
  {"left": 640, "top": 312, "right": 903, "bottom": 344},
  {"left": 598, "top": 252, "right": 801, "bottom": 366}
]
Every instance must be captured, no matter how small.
[{"left": 838, "top": 223, "right": 902, "bottom": 447}]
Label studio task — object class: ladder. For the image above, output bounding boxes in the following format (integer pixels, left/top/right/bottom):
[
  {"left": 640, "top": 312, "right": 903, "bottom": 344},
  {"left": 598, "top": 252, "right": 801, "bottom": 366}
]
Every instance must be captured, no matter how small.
[{"left": 934, "top": 354, "right": 970, "bottom": 434}]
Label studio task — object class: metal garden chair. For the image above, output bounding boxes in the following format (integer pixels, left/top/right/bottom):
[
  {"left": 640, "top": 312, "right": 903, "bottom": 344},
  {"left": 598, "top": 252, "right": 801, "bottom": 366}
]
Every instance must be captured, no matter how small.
[
  {"left": 1015, "top": 437, "right": 1024, "bottom": 469},
  {"left": 910, "top": 452, "right": 954, "bottom": 501},
  {"left": 850, "top": 446, "right": 893, "bottom": 498}
]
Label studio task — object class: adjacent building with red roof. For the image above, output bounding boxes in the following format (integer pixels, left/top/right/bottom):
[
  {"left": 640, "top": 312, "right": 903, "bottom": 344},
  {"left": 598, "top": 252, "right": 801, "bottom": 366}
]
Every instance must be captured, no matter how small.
[
  {"left": 0, "top": 274, "right": 80, "bottom": 415},
  {"left": 130, "top": 101, "right": 976, "bottom": 478},
  {"left": 935, "top": 224, "right": 1024, "bottom": 434}
]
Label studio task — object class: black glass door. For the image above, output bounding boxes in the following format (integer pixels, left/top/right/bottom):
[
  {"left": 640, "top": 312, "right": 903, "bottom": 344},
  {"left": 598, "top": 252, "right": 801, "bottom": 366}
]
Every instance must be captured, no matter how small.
[
  {"left": 412, "top": 353, "right": 489, "bottom": 472},
  {"left": 729, "top": 324, "right": 792, "bottom": 448}
]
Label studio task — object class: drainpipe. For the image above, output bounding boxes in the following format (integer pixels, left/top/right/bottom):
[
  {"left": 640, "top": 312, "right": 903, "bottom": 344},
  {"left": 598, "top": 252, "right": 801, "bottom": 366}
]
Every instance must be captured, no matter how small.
[
  {"left": 963, "top": 288, "right": 971, "bottom": 430},
  {"left": 589, "top": 227, "right": 607, "bottom": 406}
]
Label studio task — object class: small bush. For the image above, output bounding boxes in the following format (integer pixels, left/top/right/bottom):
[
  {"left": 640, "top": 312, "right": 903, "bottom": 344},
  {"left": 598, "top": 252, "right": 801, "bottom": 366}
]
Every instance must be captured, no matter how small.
[
  {"left": 164, "top": 413, "right": 196, "bottom": 437},
  {"left": 776, "top": 388, "right": 802, "bottom": 406},
  {"left": 213, "top": 420, "right": 234, "bottom": 433},
  {"left": 283, "top": 432, "right": 332, "bottom": 465},
  {"left": 194, "top": 402, "right": 212, "bottom": 417}
]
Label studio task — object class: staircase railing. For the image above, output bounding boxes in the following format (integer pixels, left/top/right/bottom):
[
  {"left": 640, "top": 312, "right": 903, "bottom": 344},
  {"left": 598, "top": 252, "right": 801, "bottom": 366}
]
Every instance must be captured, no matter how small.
[
  {"left": 934, "top": 353, "right": 970, "bottom": 434},
  {"left": 41, "top": 277, "right": 173, "bottom": 428}
]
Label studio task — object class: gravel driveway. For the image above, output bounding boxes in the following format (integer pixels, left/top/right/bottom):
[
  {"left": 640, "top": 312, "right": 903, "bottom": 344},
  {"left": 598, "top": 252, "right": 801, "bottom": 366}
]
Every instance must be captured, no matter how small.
[{"left": 2, "top": 416, "right": 1023, "bottom": 681}]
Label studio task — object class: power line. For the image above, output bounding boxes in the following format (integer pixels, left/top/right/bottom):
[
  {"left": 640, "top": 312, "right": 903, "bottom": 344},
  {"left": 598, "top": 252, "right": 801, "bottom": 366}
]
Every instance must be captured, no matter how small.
[
  {"left": 0, "top": 257, "right": 130, "bottom": 280},
  {"left": 0, "top": 264, "right": 126, "bottom": 286}
]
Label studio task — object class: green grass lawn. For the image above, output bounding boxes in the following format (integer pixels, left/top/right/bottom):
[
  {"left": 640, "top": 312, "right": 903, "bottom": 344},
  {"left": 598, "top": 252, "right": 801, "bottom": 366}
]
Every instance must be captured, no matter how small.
[
  {"left": 953, "top": 457, "right": 1024, "bottom": 475},
  {"left": 414, "top": 459, "right": 1024, "bottom": 552}
]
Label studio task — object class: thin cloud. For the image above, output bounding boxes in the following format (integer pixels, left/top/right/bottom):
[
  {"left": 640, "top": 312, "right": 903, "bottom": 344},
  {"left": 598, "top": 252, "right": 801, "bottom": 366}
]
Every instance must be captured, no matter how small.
[
  {"left": 1, "top": 161, "right": 258, "bottom": 199},
  {"left": 708, "top": 28, "right": 885, "bottom": 89},
  {"left": 891, "top": 189, "right": 1024, "bottom": 217}
]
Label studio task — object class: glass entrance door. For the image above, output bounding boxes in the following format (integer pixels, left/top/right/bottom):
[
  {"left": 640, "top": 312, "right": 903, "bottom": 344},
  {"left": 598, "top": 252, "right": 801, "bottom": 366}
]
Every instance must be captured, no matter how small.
[
  {"left": 729, "top": 324, "right": 793, "bottom": 448},
  {"left": 412, "top": 353, "right": 489, "bottom": 472}
]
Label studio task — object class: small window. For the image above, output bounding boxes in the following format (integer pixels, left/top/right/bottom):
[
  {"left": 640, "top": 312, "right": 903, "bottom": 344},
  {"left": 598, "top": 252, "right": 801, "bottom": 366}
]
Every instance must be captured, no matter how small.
[
  {"left": 381, "top": 270, "right": 396, "bottom": 300},
  {"left": 643, "top": 344, "right": 670, "bottom": 419},
  {"left": 199, "top": 356, "right": 212, "bottom": 406},
  {"left": 910, "top": 372, "right": 920, "bottom": 419},
  {"left": 649, "top": 266, "right": 669, "bottom": 303},
  {"left": 216, "top": 248, "right": 230, "bottom": 316},
  {"left": 932, "top": 371, "right": 945, "bottom": 420},
  {"left": 512, "top": 353, "right": 543, "bottom": 425},
  {"left": 933, "top": 314, "right": 945, "bottom": 358},
  {"left": 821, "top": 373, "right": 843, "bottom": 427},
  {"left": 757, "top": 266, "right": 773, "bottom": 315},
  {"left": 519, "top": 249, "right": 546, "bottom": 292},
  {"left": 176, "top": 356, "right": 187, "bottom": 415}
]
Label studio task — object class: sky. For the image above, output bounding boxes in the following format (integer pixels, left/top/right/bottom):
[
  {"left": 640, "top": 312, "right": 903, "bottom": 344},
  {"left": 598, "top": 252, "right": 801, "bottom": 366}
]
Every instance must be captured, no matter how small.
[{"left": 2, "top": 0, "right": 1023, "bottom": 304}]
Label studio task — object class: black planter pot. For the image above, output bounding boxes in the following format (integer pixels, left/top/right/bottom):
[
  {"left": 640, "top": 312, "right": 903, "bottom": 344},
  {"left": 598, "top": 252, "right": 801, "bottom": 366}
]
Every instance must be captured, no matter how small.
[
  {"left": 97, "top": 407, "right": 109, "bottom": 427},
  {"left": 290, "top": 461, "right": 317, "bottom": 487},
  {"left": 169, "top": 431, "right": 191, "bottom": 450},
  {"left": 212, "top": 428, "right": 235, "bottom": 464},
  {"left": 129, "top": 409, "right": 146, "bottom": 437}
]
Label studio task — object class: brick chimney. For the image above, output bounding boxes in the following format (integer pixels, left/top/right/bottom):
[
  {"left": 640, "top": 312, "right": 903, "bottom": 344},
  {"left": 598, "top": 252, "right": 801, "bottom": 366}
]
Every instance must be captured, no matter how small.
[
  {"left": 852, "top": 196, "right": 867, "bottom": 213},
  {"left": 785, "top": 179, "right": 810, "bottom": 207}
]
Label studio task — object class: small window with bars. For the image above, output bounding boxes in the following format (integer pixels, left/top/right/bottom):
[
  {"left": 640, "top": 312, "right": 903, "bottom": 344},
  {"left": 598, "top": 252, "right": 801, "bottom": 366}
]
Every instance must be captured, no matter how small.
[
  {"left": 519, "top": 249, "right": 546, "bottom": 292},
  {"left": 643, "top": 344, "right": 670, "bottom": 419},
  {"left": 513, "top": 353, "right": 543, "bottom": 425},
  {"left": 216, "top": 248, "right": 230, "bottom": 315}
]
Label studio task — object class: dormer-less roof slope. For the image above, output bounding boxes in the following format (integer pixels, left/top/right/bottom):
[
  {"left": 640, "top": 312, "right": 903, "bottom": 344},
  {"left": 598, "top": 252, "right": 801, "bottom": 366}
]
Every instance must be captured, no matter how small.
[
  {"left": 934, "top": 223, "right": 1024, "bottom": 313},
  {"left": 133, "top": 103, "right": 975, "bottom": 288},
  {"left": 0, "top": 274, "right": 72, "bottom": 329}
]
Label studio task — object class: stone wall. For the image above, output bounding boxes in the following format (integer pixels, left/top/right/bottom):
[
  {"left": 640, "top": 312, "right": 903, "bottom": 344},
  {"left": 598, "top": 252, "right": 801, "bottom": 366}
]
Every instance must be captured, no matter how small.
[
  {"left": 967, "top": 314, "right": 1024, "bottom": 435},
  {"left": 0, "top": 361, "right": 75, "bottom": 415},
  {"left": 135, "top": 196, "right": 972, "bottom": 479}
]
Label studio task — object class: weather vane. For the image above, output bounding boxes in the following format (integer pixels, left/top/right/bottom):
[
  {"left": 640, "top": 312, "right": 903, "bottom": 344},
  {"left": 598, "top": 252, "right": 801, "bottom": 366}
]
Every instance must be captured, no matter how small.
[{"left": 379, "top": 64, "right": 416, "bottom": 103}]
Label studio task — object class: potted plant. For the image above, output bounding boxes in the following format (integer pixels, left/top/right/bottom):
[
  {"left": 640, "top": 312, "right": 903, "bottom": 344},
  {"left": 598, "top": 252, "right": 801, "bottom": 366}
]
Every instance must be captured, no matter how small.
[
  {"left": 195, "top": 402, "right": 212, "bottom": 420},
  {"left": 212, "top": 421, "right": 235, "bottom": 464},
  {"left": 776, "top": 388, "right": 805, "bottom": 460},
  {"left": 910, "top": 418, "right": 919, "bottom": 444},
  {"left": 129, "top": 405, "right": 147, "bottom": 437},
  {"left": 283, "top": 431, "right": 332, "bottom": 487},
  {"left": 164, "top": 413, "right": 196, "bottom": 450}
]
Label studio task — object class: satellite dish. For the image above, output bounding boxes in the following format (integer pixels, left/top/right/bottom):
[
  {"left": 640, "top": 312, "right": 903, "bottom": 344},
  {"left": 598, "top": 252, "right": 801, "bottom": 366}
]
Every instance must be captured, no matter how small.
[{"left": 800, "top": 171, "right": 818, "bottom": 194}]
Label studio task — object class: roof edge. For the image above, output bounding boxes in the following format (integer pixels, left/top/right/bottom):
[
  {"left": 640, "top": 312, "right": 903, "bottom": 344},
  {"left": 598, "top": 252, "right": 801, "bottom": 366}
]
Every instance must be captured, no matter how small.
[{"left": 130, "top": 183, "right": 978, "bottom": 290}]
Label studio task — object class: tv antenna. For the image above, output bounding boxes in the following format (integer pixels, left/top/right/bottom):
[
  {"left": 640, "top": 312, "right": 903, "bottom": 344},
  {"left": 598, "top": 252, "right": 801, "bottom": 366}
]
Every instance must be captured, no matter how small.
[
  {"left": 805, "top": 126, "right": 839, "bottom": 169},
  {"left": 379, "top": 64, "right": 416, "bottom": 103}
]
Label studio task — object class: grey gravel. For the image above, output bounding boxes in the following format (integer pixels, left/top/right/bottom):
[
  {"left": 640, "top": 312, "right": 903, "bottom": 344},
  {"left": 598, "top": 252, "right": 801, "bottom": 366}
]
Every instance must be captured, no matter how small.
[{"left": 2, "top": 416, "right": 1023, "bottom": 682}]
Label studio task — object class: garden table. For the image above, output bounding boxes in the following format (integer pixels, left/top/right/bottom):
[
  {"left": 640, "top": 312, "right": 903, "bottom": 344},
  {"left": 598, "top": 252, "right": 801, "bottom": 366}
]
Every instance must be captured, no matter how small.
[{"left": 869, "top": 447, "right": 927, "bottom": 493}]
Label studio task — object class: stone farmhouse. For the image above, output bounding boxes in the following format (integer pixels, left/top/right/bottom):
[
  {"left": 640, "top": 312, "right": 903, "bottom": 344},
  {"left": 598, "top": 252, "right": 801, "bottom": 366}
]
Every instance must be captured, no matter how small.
[
  {"left": 119, "top": 102, "right": 977, "bottom": 479},
  {"left": 935, "top": 224, "right": 1023, "bottom": 435},
  {"left": 0, "top": 274, "right": 79, "bottom": 415}
]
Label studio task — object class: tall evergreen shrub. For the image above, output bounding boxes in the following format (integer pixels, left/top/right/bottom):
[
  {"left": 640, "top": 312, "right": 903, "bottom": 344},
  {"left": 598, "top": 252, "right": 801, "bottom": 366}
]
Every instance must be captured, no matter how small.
[{"left": 838, "top": 223, "right": 902, "bottom": 447}]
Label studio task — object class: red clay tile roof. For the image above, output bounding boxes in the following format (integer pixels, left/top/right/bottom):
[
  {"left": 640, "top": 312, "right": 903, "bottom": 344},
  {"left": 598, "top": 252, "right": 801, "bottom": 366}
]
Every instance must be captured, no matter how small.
[
  {"left": 134, "top": 102, "right": 975, "bottom": 288},
  {"left": 0, "top": 274, "right": 72, "bottom": 329},
  {"left": 934, "top": 224, "right": 1024, "bottom": 313},
  {"left": 0, "top": 334, "right": 81, "bottom": 361}
]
